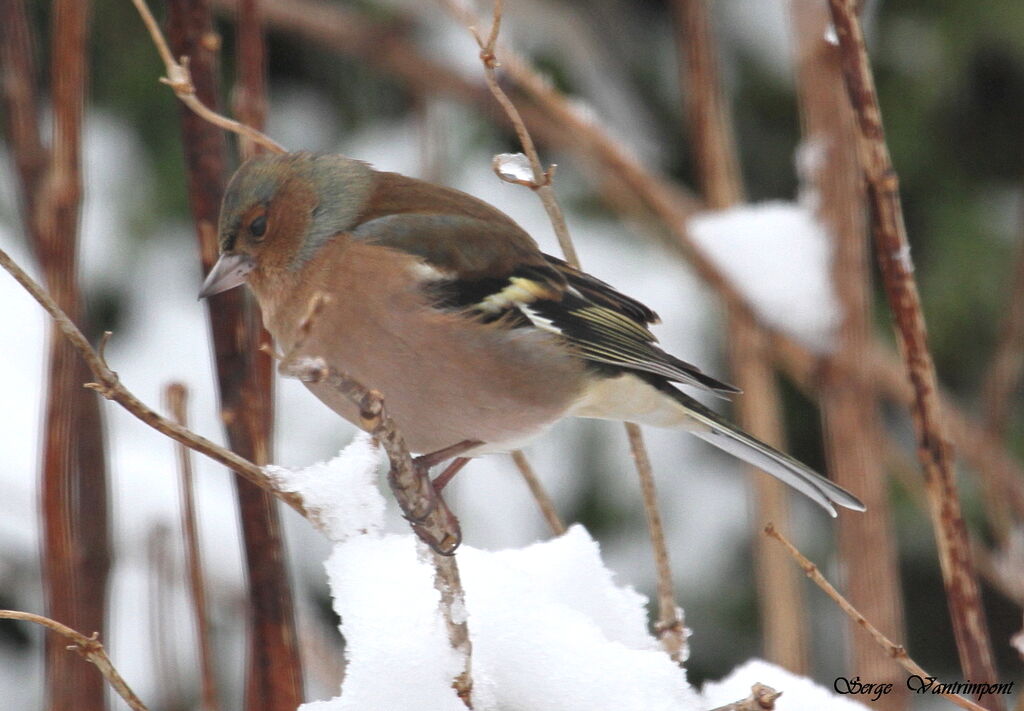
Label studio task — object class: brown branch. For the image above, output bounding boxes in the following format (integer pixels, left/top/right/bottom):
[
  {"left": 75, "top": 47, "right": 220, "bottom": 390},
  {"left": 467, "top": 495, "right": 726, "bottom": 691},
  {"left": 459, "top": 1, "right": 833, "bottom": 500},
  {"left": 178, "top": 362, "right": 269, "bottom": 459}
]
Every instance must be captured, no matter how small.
[
  {"left": 431, "top": 552, "right": 473, "bottom": 706},
  {"left": 0, "top": 0, "right": 48, "bottom": 246},
  {"left": 827, "top": 1, "right": 1001, "bottom": 703},
  {"left": 165, "top": 384, "right": 221, "bottom": 711},
  {"left": 129, "top": 0, "right": 284, "bottom": 154},
  {"left": 510, "top": 450, "right": 565, "bottom": 536},
  {"left": 232, "top": 0, "right": 268, "bottom": 160},
  {"left": 625, "top": 422, "right": 687, "bottom": 662},
  {"left": 0, "top": 243, "right": 308, "bottom": 516},
  {"left": 0, "top": 611, "right": 149, "bottom": 711},
  {"left": 764, "top": 525, "right": 989, "bottom": 711},
  {"left": 977, "top": 217, "right": 1024, "bottom": 541},
  {"left": 162, "top": 2, "right": 304, "bottom": 707},
  {"left": 3, "top": 2, "right": 117, "bottom": 709},
  {"left": 792, "top": 2, "right": 906, "bottom": 706},
  {"left": 673, "top": 0, "right": 807, "bottom": 672},
  {"left": 464, "top": 0, "right": 577, "bottom": 266},
  {"left": 981, "top": 223, "right": 1024, "bottom": 441},
  {"left": 279, "top": 354, "right": 462, "bottom": 555}
]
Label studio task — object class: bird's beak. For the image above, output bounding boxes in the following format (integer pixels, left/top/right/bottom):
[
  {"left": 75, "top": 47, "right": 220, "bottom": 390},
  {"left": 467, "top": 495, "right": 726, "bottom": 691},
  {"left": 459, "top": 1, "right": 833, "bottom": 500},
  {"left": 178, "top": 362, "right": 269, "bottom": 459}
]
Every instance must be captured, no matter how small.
[{"left": 198, "top": 252, "right": 256, "bottom": 299}]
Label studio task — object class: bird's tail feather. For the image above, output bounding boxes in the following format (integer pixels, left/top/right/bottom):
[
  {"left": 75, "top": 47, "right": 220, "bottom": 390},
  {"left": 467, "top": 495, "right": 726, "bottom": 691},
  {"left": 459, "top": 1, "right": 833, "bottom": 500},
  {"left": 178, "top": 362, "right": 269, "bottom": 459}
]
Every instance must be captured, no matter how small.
[{"left": 658, "top": 382, "right": 866, "bottom": 516}]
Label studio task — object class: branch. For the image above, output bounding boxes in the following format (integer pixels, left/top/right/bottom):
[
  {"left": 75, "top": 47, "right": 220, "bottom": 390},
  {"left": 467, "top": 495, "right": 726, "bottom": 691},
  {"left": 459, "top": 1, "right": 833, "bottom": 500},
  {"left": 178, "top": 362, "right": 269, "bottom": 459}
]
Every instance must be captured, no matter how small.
[
  {"left": 510, "top": 450, "right": 565, "bottom": 536},
  {"left": 464, "top": 1, "right": 576, "bottom": 266},
  {"left": 827, "top": 0, "right": 1000, "bottom": 699},
  {"left": 764, "top": 525, "right": 989, "bottom": 711},
  {"left": 0, "top": 243, "right": 307, "bottom": 517},
  {"left": 791, "top": 0, "right": 905, "bottom": 695},
  {"left": 281, "top": 356, "right": 463, "bottom": 555},
  {"left": 165, "top": 384, "right": 221, "bottom": 711},
  {"left": 128, "top": 0, "right": 284, "bottom": 154},
  {"left": 0, "top": 610, "right": 149, "bottom": 711}
]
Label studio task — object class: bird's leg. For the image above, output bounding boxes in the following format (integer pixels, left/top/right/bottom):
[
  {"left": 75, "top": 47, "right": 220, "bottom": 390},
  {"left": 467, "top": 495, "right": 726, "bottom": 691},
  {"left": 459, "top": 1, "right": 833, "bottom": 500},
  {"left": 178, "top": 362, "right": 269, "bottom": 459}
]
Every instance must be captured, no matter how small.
[
  {"left": 432, "top": 457, "right": 472, "bottom": 492},
  {"left": 410, "top": 439, "right": 481, "bottom": 492},
  {"left": 413, "top": 439, "right": 481, "bottom": 469}
]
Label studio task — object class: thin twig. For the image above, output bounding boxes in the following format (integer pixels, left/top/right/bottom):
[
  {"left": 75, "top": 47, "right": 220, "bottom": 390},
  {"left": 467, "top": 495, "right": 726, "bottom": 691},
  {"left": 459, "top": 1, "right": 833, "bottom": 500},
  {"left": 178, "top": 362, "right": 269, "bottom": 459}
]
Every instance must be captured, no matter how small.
[
  {"left": 0, "top": 610, "right": 149, "bottom": 711},
  {"left": 462, "top": 0, "right": 686, "bottom": 662},
  {"left": 510, "top": 450, "right": 565, "bottom": 536},
  {"left": 792, "top": 2, "right": 906, "bottom": 705},
  {"left": 0, "top": 243, "right": 307, "bottom": 517},
  {"left": 625, "top": 422, "right": 687, "bottom": 661},
  {"left": 466, "top": 0, "right": 577, "bottom": 266},
  {"left": 165, "top": 384, "right": 220, "bottom": 711},
  {"left": 827, "top": 0, "right": 1001, "bottom": 700},
  {"left": 764, "top": 525, "right": 990, "bottom": 711},
  {"left": 128, "top": 0, "right": 285, "bottom": 154}
]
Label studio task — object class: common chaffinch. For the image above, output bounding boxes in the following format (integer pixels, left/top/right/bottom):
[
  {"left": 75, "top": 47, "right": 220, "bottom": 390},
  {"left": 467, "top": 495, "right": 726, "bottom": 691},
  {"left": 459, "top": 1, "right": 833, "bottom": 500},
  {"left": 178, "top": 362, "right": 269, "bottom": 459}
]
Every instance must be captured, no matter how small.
[{"left": 200, "top": 151, "right": 864, "bottom": 516}]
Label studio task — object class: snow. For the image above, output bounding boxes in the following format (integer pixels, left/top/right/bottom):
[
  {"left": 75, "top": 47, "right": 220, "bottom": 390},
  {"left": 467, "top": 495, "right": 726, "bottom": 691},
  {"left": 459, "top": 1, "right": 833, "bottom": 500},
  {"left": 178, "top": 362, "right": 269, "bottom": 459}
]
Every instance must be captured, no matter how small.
[
  {"left": 702, "top": 659, "right": 871, "bottom": 710},
  {"left": 687, "top": 201, "right": 840, "bottom": 352},
  {"left": 307, "top": 525, "right": 701, "bottom": 711},
  {"left": 265, "top": 432, "right": 386, "bottom": 543}
]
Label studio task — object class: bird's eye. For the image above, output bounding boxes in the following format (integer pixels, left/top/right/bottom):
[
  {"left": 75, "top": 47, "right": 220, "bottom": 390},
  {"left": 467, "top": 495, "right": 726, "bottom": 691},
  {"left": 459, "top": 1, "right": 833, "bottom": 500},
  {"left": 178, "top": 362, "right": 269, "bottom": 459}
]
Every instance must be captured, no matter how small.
[{"left": 249, "top": 214, "right": 268, "bottom": 239}]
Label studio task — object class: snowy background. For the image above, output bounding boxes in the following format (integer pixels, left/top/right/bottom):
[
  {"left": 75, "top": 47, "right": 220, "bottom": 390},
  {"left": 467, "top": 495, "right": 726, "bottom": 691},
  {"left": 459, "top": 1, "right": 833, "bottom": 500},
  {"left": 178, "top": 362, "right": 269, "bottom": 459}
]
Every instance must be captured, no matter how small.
[{"left": 2, "top": 0, "right": 1023, "bottom": 708}]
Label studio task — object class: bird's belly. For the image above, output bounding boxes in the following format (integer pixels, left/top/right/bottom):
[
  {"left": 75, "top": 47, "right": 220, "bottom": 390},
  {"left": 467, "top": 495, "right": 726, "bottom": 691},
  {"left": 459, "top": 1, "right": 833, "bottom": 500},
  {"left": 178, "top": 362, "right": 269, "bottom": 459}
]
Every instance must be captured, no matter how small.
[{"left": 290, "top": 313, "right": 586, "bottom": 454}]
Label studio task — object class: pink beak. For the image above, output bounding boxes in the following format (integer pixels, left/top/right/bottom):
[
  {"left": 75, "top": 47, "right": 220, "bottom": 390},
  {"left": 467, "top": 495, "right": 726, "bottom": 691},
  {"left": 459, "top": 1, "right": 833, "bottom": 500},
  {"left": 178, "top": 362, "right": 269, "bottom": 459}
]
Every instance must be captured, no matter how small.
[{"left": 198, "top": 252, "right": 256, "bottom": 299}]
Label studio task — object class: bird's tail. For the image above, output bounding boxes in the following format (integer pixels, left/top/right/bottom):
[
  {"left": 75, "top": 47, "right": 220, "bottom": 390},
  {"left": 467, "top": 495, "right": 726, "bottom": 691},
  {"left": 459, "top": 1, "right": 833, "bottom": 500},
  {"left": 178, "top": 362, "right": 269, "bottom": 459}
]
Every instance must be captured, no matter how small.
[{"left": 657, "top": 381, "right": 866, "bottom": 517}]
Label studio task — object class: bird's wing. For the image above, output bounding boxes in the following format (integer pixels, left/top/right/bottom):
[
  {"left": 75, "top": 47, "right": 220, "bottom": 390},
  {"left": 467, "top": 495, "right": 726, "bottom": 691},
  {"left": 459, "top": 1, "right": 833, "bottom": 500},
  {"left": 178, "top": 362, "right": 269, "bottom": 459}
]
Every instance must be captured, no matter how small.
[
  {"left": 350, "top": 172, "right": 737, "bottom": 397},
  {"left": 523, "top": 260, "right": 740, "bottom": 397}
]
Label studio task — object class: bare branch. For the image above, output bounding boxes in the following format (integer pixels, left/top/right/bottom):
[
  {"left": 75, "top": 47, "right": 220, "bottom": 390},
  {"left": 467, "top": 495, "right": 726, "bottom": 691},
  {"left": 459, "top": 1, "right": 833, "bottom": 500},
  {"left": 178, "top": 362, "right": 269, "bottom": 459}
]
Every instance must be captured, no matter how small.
[
  {"left": 461, "top": 0, "right": 577, "bottom": 266},
  {"left": 0, "top": 243, "right": 307, "bottom": 517},
  {"left": 0, "top": 610, "right": 149, "bottom": 711},
  {"left": 128, "top": 0, "right": 285, "bottom": 154},
  {"left": 791, "top": 2, "right": 906, "bottom": 704},
  {"left": 279, "top": 352, "right": 462, "bottom": 554},
  {"left": 510, "top": 450, "right": 565, "bottom": 536},
  {"left": 764, "top": 525, "right": 989, "bottom": 711},
  {"left": 827, "top": 0, "right": 1000, "bottom": 699},
  {"left": 165, "top": 384, "right": 221, "bottom": 711}
]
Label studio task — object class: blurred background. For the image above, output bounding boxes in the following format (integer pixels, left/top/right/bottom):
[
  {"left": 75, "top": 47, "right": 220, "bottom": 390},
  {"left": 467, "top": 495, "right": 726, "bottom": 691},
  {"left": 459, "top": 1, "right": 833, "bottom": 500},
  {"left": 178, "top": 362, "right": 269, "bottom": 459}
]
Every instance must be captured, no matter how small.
[{"left": 1, "top": 0, "right": 1023, "bottom": 709}]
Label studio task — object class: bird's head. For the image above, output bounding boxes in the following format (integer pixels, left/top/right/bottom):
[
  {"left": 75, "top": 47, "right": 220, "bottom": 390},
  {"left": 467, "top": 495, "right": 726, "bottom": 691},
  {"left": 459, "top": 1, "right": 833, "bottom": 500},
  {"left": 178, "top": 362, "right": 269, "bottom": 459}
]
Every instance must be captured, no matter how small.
[{"left": 199, "top": 151, "right": 374, "bottom": 298}]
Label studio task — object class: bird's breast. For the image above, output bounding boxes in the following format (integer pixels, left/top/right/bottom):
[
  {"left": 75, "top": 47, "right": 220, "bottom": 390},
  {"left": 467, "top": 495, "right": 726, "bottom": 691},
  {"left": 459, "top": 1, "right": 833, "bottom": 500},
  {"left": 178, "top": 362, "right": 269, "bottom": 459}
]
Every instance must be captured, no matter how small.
[{"left": 254, "top": 243, "right": 588, "bottom": 453}]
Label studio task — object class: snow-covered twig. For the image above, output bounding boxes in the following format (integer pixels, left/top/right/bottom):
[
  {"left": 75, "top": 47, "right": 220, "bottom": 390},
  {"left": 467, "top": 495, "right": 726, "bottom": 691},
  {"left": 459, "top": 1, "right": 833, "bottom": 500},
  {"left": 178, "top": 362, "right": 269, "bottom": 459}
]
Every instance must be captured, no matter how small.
[{"left": 707, "top": 683, "right": 781, "bottom": 711}]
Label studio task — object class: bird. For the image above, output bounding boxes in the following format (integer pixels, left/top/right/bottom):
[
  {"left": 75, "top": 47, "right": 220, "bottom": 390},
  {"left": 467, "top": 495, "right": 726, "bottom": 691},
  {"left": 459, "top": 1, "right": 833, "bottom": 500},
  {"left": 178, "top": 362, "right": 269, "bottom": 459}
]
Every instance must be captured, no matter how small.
[{"left": 199, "top": 151, "right": 864, "bottom": 516}]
